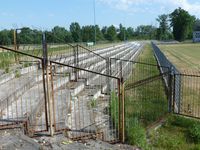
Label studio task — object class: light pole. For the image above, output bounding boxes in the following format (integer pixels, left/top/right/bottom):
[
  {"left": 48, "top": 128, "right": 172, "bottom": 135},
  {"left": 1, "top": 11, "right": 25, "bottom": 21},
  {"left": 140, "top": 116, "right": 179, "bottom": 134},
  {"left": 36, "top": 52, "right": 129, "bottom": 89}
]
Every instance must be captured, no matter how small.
[{"left": 93, "top": 0, "right": 96, "bottom": 45}]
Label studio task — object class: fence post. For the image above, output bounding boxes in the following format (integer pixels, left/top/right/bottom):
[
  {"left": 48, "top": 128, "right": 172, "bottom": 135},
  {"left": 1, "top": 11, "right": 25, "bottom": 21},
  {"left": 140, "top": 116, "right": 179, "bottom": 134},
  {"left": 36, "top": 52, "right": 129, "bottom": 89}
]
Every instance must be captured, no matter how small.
[
  {"left": 168, "top": 68, "right": 173, "bottom": 113},
  {"left": 42, "top": 33, "right": 54, "bottom": 136},
  {"left": 73, "top": 45, "right": 78, "bottom": 81},
  {"left": 13, "top": 30, "right": 18, "bottom": 62},
  {"left": 121, "top": 79, "right": 125, "bottom": 143},
  {"left": 106, "top": 58, "right": 111, "bottom": 94},
  {"left": 118, "top": 77, "right": 125, "bottom": 143}
]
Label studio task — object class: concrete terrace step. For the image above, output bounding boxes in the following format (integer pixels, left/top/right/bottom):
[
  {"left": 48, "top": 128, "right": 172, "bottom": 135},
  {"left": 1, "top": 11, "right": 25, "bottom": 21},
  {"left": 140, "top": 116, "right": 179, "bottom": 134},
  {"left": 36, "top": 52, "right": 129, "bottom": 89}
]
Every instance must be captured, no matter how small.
[{"left": 0, "top": 42, "right": 143, "bottom": 139}]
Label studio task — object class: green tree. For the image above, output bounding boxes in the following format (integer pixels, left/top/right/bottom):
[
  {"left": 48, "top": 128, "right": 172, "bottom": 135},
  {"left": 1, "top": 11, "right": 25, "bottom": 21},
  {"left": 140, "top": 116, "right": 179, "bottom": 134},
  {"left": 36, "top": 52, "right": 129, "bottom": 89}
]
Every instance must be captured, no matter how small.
[
  {"left": 95, "top": 25, "right": 104, "bottom": 42},
  {"left": 101, "top": 26, "right": 107, "bottom": 40},
  {"left": 106, "top": 25, "right": 117, "bottom": 41},
  {"left": 135, "top": 25, "right": 156, "bottom": 39},
  {"left": 170, "top": 7, "right": 196, "bottom": 41},
  {"left": 82, "top": 25, "right": 93, "bottom": 42},
  {"left": 18, "top": 27, "right": 34, "bottom": 44},
  {"left": 0, "top": 30, "right": 12, "bottom": 45},
  {"left": 52, "top": 26, "right": 66, "bottom": 42},
  {"left": 126, "top": 27, "right": 134, "bottom": 40},
  {"left": 156, "top": 14, "right": 170, "bottom": 40},
  {"left": 118, "top": 24, "right": 126, "bottom": 41},
  {"left": 194, "top": 18, "right": 200, "bottom": 31},
  {"left": 70, "top": 22, "right": 82, "bottom": 42}
]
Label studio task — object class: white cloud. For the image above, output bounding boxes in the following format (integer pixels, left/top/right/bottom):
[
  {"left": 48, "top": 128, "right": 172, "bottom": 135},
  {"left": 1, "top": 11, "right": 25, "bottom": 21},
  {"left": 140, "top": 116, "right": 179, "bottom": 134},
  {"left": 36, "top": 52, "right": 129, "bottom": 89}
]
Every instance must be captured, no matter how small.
[{"left": 98, "top": 0, "right": 200, "bottom": 17}]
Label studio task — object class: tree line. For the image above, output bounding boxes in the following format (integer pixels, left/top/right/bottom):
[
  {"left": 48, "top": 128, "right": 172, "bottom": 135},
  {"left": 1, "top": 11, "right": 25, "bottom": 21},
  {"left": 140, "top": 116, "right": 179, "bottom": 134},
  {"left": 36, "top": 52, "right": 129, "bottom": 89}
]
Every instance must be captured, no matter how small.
[{"left": 0, "top": 7, "right": 200, "bottom": 45}]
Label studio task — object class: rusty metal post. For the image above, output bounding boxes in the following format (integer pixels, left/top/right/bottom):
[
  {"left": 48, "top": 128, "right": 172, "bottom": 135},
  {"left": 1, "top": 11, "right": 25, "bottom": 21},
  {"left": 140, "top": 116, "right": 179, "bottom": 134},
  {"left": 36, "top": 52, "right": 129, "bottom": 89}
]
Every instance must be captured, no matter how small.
[
  {"left": 119, "top": 77, "right": 125, "bottom": 143},
  {"left": 73, "top": 45, "right": 78, "bottom": 81},
  {"left": 42, "top": 60, "right": 49, "bottom": 132},
  {"left": 120, "top": 60, "right": 123, "bottom": 79},
  {"left": 77, "top": 45, "right": 79, "bottom": 79},
  {"left": 118, "top": 60, "right": 125, "bottom": 143},
  {"left": 168, "top": 71, "right": 173, "bottom": 113},
  {"left": 42, "top": 33, "right": 54, "bottom": 136},
  {"left": 121, "top": 79, "right": 125, "bottom": 143},
  {"left": 118, "top": 77, "right": 125, "bottom": 143},
  {"left": 106, "top": 58, "right": 111, "bottom": 95},
  {"left": 50, "top": 62, "right": 56, "bottom": 131},
  {"left": 117, "top": 79, "right": 121, "bottom": 140},
  {"left": 13, "top": 30, "right": 17, "bottom": 62},
  {"left": 42, "top": 33, "right": 49, "bottom": 132}
]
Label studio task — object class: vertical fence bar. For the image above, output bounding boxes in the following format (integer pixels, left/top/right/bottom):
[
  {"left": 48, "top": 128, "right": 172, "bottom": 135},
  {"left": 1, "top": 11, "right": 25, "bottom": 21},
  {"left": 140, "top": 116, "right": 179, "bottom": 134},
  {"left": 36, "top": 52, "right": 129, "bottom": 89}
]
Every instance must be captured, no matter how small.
[
  {"left": 50, "top": 62, "right": 56, "bottom": 131},
  {"left": 117, "top": 78, "right": 121, "bottom": 141},
  {"left": 42, "top": 33, "right": 54, "bottom": 136},
  {"left": 106, "top": 58, "right": 110, "bottom": 94},
  {"left": 168, "top": 72, "right": 173, "bottom": 113},
  {"left": 73, "top": 45, "right": 78, "bottom": 81},
  {"left": 121, "top": 80, "right": 125, "bottom": 143},
  {"left": 42, "top": 33, "right": 49, "bottom": 132}
]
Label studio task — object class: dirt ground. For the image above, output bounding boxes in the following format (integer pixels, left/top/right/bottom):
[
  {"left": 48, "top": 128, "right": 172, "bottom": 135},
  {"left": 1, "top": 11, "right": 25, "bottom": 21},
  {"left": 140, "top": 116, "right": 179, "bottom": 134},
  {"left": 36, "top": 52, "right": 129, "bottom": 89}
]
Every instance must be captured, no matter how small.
[{"left": 0, "top": 129, "right": 140, "bottom": 150}]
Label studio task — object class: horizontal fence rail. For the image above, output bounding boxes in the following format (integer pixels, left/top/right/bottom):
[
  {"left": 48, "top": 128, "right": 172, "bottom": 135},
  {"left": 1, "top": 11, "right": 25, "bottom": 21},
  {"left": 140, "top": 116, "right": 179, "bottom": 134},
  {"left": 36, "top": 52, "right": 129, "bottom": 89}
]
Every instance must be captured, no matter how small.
[{"left": 0, "top": 39, "right": 145, "bottom": 142}]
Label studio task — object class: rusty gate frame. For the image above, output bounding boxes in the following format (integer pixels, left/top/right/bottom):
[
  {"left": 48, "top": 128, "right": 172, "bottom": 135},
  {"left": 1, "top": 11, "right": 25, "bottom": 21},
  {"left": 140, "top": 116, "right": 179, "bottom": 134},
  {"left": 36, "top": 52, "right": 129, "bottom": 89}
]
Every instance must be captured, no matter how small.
[{"left": 0, "top": 44, "right": 126, "bottom": 143}]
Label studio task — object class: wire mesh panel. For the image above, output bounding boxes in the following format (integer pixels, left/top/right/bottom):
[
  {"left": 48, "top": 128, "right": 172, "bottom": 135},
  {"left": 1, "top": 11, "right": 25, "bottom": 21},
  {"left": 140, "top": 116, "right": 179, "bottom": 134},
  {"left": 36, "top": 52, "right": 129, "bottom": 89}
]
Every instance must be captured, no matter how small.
[
  {"left": 49, "top": 61, "right": 120, "bottom": 142},
  {"left": 47, "top": 42, "right": 142, "bottom": 75},
  {"left": 124, "top": 73, "right": 169, "bottom": 142},
  {"left": 0, "top": 47, "right": 48, "bottom": 133},
  {"left": 175, "top": 72, "right": 200, "bottom": 118}
]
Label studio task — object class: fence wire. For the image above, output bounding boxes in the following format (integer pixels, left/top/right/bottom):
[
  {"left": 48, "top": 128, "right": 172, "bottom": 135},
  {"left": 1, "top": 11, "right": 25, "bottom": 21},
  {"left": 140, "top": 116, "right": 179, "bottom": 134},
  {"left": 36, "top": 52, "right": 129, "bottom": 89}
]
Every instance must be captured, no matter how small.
[{"left": 0, "top": 48, "right": 48, "bottom": 133}]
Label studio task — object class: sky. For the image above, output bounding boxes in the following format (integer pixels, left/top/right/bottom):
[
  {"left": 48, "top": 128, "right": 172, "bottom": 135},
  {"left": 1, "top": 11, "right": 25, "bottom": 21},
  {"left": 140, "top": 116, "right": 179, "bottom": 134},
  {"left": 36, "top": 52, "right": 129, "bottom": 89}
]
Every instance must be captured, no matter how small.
[{"left": 0, "top": 0, "right": 200, "bottom": 30}]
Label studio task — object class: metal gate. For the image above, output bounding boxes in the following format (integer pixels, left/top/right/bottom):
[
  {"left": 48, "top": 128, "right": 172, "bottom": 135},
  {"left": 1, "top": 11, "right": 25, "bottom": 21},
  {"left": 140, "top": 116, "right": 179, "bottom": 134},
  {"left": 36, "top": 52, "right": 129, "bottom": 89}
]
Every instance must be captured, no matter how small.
[
  {"left": 0, "top": 46, "right": 48, "bottom": 135},
  {"left": 0, "top": 38, "right": 125, "bottom": 143}
]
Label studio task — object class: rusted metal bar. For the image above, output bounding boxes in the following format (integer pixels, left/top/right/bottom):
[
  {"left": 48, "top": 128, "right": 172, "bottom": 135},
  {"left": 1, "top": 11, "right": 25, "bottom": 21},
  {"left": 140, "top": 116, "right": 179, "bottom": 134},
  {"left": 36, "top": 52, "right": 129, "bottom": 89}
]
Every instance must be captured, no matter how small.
[
  {"left": 120, "top": 61, "right": 122, "bottom": 79},
  {"left": 42, "top": 33, "right": 54, "bottom": 136},
  {"left": 0, "top": 46, "right": 42, "bottom": 60},
  {"left": 13, "top": 30, "right": 17, "bottom": 62},
  {"left": 49, "top": 60, "right": 119, "bottom": 80},
  {"left": 168, "top": 73, "right": 173, "bottom": 112},
  {"left": 117, "top": 78, "right": 121, "bottom": 141},
  {"left": 106, "top": 58, "right": 110, "bottom": 94},
  {"left": 125, "top": 72, "right": 170, "bottom": 90},
  {"left": 110, "top": 57, "right": 169, "bottom": 69},
  {"left": 42, "top": 60, "right": 49, "bottom": 132},
  {"left": 78, "top": 45, "right": 106, "bottom": 60},
  {"left": 73, "top": 45, "right": 78, "bottom": 81},
  {"left": 121, "top": 80, "right": 125, "bottom": 143},
  {"left": 50, "top": 62, "right": 56, "bottom": 131}
]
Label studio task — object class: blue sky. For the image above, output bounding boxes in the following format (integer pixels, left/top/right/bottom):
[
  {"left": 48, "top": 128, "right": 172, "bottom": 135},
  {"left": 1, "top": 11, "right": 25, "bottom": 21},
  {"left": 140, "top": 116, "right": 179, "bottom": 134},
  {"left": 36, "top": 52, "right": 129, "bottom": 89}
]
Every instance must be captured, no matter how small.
[{"left": 1, "top": 0, "right": 200, "bottom": 30}]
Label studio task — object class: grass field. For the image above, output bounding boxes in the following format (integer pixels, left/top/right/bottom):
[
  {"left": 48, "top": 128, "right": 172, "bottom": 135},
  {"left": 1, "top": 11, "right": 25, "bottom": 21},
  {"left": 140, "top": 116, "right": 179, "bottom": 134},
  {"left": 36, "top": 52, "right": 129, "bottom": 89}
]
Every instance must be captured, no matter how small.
[
  {"left": 158, "top": 43, "right": 200, "bottom": 71},
  {"left": 123, "top": 43, "right": 200, "bottom": 150},
  {"left": 124, "top": 44, "right": 168, "bottom": 149},
  {"left": 158, "top": 43, "right": 200, "bottom": 118},
  {"left": 149, "top": 115, "right": 200, "bottom": 150}
]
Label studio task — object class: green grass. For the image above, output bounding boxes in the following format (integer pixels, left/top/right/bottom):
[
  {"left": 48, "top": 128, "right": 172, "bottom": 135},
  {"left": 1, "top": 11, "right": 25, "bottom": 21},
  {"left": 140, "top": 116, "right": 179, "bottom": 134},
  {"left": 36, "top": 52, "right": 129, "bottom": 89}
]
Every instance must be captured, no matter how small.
[
  {"left": 158, "top": 43, "right": 200, "bottom": 70},
  {"left": 158, "top": 43, "right": 200, "bottom": 118},
  {"left": 149, "top": 115, "right": 200, "bottom": 150},
  {"left": 124, "top": 44, "right": 168, "bottom": 149}
]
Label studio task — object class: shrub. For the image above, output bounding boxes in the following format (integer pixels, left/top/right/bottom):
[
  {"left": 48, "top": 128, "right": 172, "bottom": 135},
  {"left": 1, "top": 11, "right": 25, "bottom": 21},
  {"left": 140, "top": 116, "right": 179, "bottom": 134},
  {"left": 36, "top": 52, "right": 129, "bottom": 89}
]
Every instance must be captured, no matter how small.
[
  {"left": 189, "top": 123, "right": 200, "bottom": 143},
  {"left": 5, "top": 67, "right": 9, "bottom": 73},
  {"left": 15, "top": 70, "right": 21, "bottom": 78},
  {"left": 88, "top": 99, "right": 97, "bottom": 108},
  {"left": 127, "top": 118, "right": 148, "bottom": 149}
]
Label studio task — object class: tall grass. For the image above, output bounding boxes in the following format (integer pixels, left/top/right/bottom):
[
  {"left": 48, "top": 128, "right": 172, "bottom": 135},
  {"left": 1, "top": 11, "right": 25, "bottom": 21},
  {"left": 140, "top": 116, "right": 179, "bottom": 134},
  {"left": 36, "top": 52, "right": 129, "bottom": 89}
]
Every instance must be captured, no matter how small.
[{"left": 124, "top": 44, "right": 168, "bottom": 149}]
